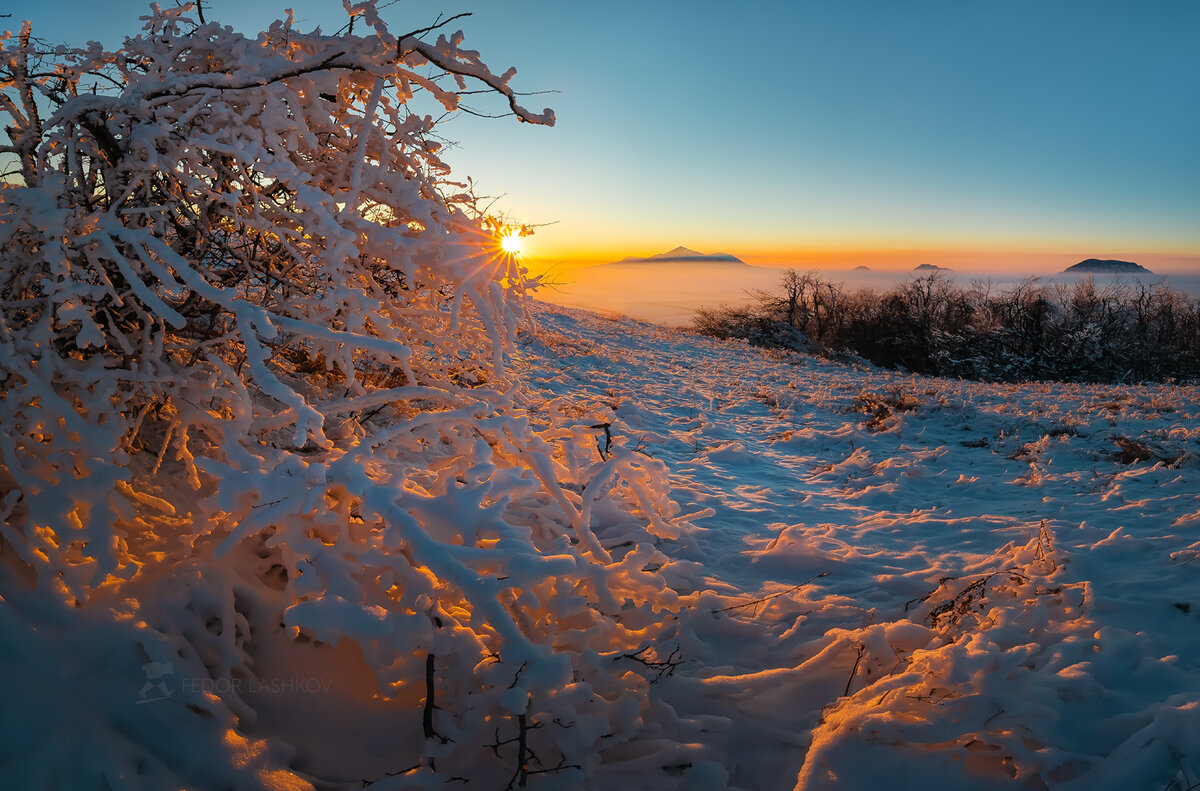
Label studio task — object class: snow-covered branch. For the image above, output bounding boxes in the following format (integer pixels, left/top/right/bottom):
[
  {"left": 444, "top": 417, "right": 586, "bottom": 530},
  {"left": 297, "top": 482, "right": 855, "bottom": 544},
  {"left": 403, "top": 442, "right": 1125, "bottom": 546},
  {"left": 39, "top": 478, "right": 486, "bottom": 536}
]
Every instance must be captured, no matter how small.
[{"left": 0, "top": 2, "right": 682, "bottom": 786}]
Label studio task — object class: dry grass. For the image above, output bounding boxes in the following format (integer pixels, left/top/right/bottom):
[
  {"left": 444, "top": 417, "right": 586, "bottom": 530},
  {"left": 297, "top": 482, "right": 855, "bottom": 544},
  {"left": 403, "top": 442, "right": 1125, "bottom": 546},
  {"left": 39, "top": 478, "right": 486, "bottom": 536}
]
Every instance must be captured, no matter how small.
[{"left": 851, "top": 387, "right": 921, "bottom": 432}]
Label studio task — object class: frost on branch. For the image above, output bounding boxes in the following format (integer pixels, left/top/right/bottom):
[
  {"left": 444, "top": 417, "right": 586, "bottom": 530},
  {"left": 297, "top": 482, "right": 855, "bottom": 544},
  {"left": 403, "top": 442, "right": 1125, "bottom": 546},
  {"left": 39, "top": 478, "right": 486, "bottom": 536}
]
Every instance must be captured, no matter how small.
[{"left": 0, "top": 3, "right": 685, "bottom": 785}]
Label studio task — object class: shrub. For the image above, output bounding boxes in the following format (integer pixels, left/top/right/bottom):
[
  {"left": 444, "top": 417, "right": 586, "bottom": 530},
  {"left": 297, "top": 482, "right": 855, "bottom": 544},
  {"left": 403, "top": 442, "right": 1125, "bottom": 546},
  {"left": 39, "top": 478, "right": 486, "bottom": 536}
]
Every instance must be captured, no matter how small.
[
  {"left": 693, "top": 270, "right": 1200, "bottom": 384},
  {"left": 0, "top": 4, "right": 688, "bottom": 785}
]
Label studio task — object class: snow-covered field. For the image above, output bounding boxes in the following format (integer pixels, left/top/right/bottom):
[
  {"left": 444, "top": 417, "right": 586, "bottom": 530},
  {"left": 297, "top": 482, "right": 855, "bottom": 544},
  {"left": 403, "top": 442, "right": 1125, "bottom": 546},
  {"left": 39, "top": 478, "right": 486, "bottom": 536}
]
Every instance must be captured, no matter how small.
[
  {"left": 4, "top": 298, "right": 1199, "bottom": 790},
  {"left": 516, "top": 301, "right": 1200, "bottom": 789}
]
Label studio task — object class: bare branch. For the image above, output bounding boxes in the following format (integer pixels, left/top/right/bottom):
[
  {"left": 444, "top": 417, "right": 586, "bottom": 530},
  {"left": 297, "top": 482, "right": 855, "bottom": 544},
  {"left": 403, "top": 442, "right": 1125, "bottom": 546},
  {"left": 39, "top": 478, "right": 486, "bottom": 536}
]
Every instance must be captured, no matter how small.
[
  {"left": 711, "top": 571, "right": 829, "bottom": 615},
  {"left": 395, "top": 12, "right": 473, "bottom": 44}
]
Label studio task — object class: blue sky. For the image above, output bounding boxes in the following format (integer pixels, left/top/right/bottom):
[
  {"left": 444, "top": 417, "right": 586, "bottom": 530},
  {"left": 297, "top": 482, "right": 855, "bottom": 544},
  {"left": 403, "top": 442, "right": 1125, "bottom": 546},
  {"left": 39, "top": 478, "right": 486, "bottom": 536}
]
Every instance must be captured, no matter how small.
[{"left": 11, "top": 0, "right": 1199, "bottom": 272}]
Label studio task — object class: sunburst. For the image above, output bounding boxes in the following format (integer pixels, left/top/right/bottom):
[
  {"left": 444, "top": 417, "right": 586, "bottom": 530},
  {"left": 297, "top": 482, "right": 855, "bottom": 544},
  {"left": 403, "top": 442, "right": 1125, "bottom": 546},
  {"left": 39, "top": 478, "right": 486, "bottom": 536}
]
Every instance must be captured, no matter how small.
[{"left": 500, "top": 231, "right": 524, "bottom": 255}]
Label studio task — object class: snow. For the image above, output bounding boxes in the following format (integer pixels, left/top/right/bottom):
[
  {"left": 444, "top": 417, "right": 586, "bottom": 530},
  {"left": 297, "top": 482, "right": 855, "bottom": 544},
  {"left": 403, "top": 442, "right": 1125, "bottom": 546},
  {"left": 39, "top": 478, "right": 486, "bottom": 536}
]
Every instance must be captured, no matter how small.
[
  {"left": 513, "top": 301, "right": 1200, "bottom": 789},
  {"left": 2, "top": 2, "right": 1198, "bottom": 786},
  {"left": 3, "top": 295, "right": 1199, "bottom": 787}
]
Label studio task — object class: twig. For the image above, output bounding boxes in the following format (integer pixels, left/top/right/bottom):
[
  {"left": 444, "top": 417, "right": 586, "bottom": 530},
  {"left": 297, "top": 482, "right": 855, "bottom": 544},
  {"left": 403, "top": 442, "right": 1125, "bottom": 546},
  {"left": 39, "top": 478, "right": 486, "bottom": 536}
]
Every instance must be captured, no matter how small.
[
  {"left": 615, "top": 644, "right": 683, "bottom": 682},
  {"left": 1166, "top": 748, "right": 1200, "bottom": 791},
  {"left": 523, "top": 758, "right": 582, "bottom": 782},
  {"left": 363, "top": 763, "right": 420, "bottom": 786},
  {"left": 590, "top": 422, "right": 612, "bottom": 459},
  {"left": 711, "top": 571, "right": 829, "bottom": 615},
  {"left": 395, "top": 12, "right": 473, "bottom": 45},
  {"left": 906, "top": 567, "right": 1040, "bottom": 631},
  {"left": 423, "top": 652, "right": 446, "bottom": 743},
  {"left": 488, "top": 714, "right": 545, "bottom": 790},
  {"left": 515, "top": 713, "right": 528, "bottom": 789},
  {"left": 629, "top": 432, "right": 655, "bottom": 458},
  {"left": 358, "top": 402, "right": 387, "bottom": 424},
  {"left": 843, "top": 644, "right": 866, "bottom": 697}
]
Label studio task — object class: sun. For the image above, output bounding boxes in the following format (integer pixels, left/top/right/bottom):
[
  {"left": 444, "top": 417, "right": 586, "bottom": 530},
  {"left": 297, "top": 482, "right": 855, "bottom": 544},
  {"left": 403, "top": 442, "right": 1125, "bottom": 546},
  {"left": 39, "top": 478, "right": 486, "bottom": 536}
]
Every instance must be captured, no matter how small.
[{"left": 499, "top": 231, "right": 524, "bottom": 255}]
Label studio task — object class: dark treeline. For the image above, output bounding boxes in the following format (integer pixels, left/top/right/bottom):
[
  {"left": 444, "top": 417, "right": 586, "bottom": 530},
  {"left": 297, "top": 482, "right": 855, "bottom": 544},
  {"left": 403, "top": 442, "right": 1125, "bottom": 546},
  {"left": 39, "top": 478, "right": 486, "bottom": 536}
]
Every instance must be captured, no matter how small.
[{"left": 692, "top": 270, "right": 1200, "bottom": 384}]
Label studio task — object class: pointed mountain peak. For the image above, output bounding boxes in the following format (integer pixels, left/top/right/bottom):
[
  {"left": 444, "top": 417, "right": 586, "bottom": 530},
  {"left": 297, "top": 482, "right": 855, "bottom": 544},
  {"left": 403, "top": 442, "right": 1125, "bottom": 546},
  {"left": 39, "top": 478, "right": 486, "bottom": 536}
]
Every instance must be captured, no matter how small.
[
  {"left": 605, "top": 246, "right": 747, "bottom": 266},
  {"left": 658, "top": 245, "right": 702, "bottom": 258}
]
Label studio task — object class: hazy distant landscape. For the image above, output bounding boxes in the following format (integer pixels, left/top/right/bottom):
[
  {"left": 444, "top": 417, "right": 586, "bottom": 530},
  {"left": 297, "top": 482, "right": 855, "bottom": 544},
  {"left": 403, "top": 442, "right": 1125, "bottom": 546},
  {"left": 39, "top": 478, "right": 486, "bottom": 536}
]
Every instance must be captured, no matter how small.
[{"left": 538, "top": 256, "right": 1200, "bottom": 326}]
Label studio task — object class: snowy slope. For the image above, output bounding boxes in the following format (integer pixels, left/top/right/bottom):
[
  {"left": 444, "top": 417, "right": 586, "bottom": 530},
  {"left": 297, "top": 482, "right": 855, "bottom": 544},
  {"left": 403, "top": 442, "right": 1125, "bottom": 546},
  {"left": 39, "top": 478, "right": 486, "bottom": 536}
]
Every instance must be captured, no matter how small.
[
  {"left": 3, "top": 297, "right": 1198, "bottom": 790},
  {"left": 518, "top": 301, "right": 1200, "bottom": 790}
]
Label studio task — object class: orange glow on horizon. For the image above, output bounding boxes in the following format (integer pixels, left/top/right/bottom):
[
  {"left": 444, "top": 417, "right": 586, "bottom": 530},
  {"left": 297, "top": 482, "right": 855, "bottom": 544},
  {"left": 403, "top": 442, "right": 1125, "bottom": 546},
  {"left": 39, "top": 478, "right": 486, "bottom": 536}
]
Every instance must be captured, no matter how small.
[{"left": 518, "top": 242, "right": 1200, "bottom": 277}]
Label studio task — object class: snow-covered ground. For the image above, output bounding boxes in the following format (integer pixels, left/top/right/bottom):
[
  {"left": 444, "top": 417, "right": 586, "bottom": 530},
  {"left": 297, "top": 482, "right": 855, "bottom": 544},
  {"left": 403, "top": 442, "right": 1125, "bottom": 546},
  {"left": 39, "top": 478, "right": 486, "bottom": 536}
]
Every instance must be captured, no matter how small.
[
  {"left": 517, "top": 301, "right": 1200, "bottom": 790},
  {"left": 4, "top": 298, "right": 1199, "bottom": 790}
]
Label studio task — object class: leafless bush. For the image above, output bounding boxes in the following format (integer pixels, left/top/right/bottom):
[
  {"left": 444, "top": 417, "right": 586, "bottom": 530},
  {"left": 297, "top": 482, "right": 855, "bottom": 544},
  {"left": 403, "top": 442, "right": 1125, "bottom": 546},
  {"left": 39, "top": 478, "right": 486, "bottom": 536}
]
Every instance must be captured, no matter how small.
[{"left": 694, "top": 271, "right": 1200, "bottom": 384}]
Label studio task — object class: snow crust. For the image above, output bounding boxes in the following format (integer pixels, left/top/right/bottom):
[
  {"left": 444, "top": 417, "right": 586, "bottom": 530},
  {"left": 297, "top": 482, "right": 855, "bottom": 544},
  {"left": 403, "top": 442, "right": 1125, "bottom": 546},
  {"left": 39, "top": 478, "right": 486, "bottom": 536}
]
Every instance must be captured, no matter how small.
[
  {"left": 515, "top": 302, "right": 1200, "bottom": 790},
  {"left": 4, "top": 294, "right": 1199, "bottom": 788}
]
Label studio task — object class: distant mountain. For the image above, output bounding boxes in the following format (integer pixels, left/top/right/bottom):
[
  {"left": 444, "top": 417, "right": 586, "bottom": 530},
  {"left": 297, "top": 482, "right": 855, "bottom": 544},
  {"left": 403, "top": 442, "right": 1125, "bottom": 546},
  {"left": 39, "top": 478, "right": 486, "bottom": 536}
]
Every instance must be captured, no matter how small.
[
  {"left": 913, "top": 263, "right": 951, "bottom": 272},
  {"left": 852, "top": 265, "right": 872, "bottom": 271},
  {"left": 1063, "top": 259, "right": 1152, "bottom": 274},
  {"left": 608, "top": 246, "right": 747, "bottom": 265}
]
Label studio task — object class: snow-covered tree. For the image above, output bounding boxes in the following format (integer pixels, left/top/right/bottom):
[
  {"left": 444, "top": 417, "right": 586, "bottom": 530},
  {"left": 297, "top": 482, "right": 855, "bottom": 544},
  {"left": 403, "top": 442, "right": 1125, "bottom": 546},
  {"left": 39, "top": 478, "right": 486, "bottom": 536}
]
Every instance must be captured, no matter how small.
[{"left": 0, "top": 3, "right": 693, "bottom": 785}]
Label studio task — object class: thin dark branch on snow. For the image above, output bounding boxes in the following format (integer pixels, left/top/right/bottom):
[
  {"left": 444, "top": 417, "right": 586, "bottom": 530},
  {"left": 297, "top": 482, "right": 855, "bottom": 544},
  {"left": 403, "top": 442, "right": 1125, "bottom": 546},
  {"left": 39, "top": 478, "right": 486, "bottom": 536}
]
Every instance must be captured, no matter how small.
[{"left": 711, "top": 571, "right": 829, "bottom": 615}]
